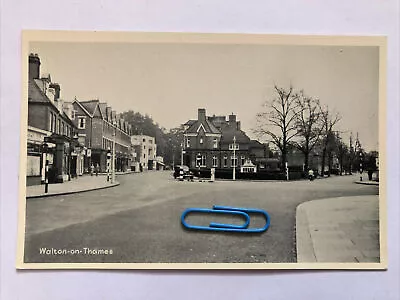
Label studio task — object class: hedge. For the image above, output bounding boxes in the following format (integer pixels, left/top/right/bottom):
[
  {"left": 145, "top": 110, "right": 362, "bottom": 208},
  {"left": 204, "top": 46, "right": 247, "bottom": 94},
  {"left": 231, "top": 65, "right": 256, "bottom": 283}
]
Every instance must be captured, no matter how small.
[{"left": 189, "top": 168, "right": 303, "bottom": 181}]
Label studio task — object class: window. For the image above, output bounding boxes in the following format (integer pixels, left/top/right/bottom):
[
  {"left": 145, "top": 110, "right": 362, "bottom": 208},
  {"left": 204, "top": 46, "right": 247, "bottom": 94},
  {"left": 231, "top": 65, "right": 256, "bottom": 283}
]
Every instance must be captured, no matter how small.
[
  {"left": 223, "top": 156, "right": 228, "bottom": 167},
  {"left": 61, "top": 122, "right": 65, "bottom": 136},
  {"left": 201, "top": 155, "right": 206, "bottom": 167},
  {"left": 52, "top": 114, "right": 56, "bottom": 133},
  {"left": 144, "top": 153, "right": 146, "bottom": 159},
  {"left": 57, "top": 119, "right": 61, "bottom": 134},
  {"left": 213, "top": 138, "right": 218, "bottom": 149},
  {"left": 71, "top": 110, "right": 76, "bottom": 120},
  {"left": 199, "top": 137, "right": 203, "bottom": 144},
  {"left": 49, "top": 113, "right": 53, "bottom": 132},
  {"left": 212, "top": 156, "right": 218, "bottom": 167},
  {"left": 143, "top": 138, "right": 146, "bottom": 142},
  {"left": 231, "top": 155, "right": 237, "bottom": 167},
  {"left": 241, "top": 156, "right": 245, "bottom": 166},
  {"left": 78, "top": 117, "right": 86, "bottom": 129},
  {"left": 229, "top": 143, "right": 239, "bottom": 150},
  {"left": 186, "top": 138, "right": 190, "bottom": 148}
]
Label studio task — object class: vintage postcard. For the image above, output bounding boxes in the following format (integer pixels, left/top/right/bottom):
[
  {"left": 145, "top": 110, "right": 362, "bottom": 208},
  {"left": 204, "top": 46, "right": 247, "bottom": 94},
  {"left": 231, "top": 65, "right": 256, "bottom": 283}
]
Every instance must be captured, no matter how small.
[{"left": 17, "top": 31, "right": 387, "bottom": 269}]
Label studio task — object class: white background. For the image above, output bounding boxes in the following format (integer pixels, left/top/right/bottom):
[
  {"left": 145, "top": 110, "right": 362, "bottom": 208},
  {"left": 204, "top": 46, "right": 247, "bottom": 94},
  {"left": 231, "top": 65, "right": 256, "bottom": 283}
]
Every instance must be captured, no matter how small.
[{"left": 1, "top": 1, "right": 399, "bottom": 299}]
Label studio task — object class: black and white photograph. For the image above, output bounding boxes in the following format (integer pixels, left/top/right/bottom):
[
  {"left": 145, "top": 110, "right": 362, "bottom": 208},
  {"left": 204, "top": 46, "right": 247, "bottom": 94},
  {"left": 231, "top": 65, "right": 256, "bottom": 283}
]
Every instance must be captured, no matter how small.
[{"left": 17, "top": 31, "right": 386, "bottom": 269}]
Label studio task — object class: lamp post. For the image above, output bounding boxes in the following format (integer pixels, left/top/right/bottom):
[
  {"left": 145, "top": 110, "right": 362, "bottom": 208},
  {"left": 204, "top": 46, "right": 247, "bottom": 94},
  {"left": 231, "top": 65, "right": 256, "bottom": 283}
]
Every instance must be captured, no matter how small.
[
  {"left": 42, "top": 142, "right": 49, "bottom": 193},
  {"left": 359, "top": 151, "right": 364, "bottom": 181},
  {"left": 106, "top": 148, "right": 111, "bottom": 181},
  {"left": 69, "top": 133, "right": 79, "bottom": 181},
  {"left": 112, "top": 130, "right": 116, "bottom": 183},
  {"left": 111, "top": 123, "right": 116, "bottom": 183},
  {"left": 181, "top": 142, "right": 184, "bottom": 166},
  {"left": 232, "top": 136, "right": 236, "bottom": 181}
]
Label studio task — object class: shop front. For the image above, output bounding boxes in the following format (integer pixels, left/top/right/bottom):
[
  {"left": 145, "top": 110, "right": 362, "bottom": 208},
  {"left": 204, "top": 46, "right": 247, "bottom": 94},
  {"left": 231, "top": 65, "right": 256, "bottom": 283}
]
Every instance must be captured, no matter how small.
[
  {"left": 42, "top": 134, "right": 82, "bottom": 183},
  {"left": 26, "top": 126, "right": 52, "bottom": 186}
]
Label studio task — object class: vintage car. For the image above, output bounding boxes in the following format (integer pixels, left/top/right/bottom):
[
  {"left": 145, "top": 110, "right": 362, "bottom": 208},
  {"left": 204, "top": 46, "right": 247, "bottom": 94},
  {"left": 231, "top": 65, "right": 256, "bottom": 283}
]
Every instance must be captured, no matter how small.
[{"left": 173, "top": 165, "right": 194, "bottom": 181}]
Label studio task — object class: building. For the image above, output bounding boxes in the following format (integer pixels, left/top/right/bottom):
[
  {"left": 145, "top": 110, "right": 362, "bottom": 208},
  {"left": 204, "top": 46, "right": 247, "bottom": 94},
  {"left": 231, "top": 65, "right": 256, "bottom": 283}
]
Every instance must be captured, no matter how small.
[
  {"left": 130, "top": 135, "right": 157, "bottom": 171},
  {"left": 182, "top": 108, "right": 271, "bottom": 171},
  {"left": 27, "top": 53, "right": 83, "bottom": 185},
  {"left": 71, "top": 100, "right": 132, "bottom": 173}
]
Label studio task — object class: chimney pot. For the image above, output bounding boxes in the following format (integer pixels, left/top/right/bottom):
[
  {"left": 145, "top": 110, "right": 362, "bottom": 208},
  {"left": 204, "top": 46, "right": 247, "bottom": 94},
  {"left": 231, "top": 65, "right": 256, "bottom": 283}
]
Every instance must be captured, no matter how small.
[
  {"left": 229, "top": 113, "right": 236, "bottom": 125},
  {"left": 28, "top": 53, "right": 41, "bottom": 80}
]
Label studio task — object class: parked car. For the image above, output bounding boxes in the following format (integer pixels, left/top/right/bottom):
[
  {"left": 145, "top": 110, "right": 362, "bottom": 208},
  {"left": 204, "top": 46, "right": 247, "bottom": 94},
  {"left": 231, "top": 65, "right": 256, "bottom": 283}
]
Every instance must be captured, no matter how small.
[{"left": 173, "top": 165, "right": 194, "bottom": 180}]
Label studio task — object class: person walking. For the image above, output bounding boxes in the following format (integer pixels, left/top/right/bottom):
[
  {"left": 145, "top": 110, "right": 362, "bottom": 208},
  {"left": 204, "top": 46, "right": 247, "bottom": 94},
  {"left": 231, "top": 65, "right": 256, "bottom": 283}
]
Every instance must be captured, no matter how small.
[
  {"left": 90, "top": 163, "right": 94, "bottom": 176},
  {"left": 95, "top": 163, "right": 99, "bottom": 176},
  {"left": 308, "top": 168, "right": 315, "bottom": 181}
]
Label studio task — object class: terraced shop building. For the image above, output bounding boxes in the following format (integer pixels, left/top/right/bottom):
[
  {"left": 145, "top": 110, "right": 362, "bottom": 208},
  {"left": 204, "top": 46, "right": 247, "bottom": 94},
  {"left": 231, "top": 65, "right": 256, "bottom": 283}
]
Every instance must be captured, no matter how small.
[
  {"left": 182, "top": 108, "right": 272, "bottom": 171},
  {"left": 27, "top": 53, "right": 83, "bottom": 185},
  {"left": 71, "top": 99, "right": 132, "bottom": 173}
]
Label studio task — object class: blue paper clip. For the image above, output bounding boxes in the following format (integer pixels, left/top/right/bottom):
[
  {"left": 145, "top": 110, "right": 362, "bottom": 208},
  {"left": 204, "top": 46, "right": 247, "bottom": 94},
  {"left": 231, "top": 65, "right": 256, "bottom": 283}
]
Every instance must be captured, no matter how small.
[{"left": 181, "top": 205, "right": 271, "bottom": 233}]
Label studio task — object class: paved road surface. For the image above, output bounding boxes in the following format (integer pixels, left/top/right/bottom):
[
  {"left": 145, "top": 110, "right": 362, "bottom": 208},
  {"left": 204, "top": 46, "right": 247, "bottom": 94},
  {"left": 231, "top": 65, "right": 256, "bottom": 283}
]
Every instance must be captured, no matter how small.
[{"left": 24, "top": 171, "right": 378, "bottom": 263}]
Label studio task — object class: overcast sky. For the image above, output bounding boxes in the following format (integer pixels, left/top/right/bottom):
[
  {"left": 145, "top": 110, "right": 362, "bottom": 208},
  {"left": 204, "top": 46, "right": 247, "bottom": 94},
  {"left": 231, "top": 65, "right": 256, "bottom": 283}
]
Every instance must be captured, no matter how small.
[{"left": 30, "top": 42, "right": 379, "bottom": 151}]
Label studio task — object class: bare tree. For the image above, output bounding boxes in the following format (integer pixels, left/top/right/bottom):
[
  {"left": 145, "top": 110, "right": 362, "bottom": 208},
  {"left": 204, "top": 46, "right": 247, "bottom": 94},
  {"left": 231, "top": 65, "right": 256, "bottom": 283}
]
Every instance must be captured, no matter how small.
[
  {"left": 292, "top": 92, "right": 323, "bottom": 171},
  {"left": 255, "top": 85, "right": 300, "bottom": 168},
  {"left": 320, "top": 106, "right": 341, "bottom": 176}
]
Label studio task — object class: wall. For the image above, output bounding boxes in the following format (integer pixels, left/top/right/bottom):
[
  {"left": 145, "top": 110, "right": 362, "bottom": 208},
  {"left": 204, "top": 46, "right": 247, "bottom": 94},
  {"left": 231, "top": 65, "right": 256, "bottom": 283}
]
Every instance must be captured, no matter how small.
[{"left": 28, "top": 104, "right": 47, "bottom": 130}]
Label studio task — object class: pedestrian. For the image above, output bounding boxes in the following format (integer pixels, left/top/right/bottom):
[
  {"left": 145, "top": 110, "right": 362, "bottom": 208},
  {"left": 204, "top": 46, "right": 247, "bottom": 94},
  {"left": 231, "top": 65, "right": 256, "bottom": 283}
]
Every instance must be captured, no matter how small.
[
  {"left": 95, "top": 163, "right": 99, "bottom": 176},
  {"left": 308, "top": 168, "right": 314, "bottom": 181},
  {"left": 90, "top": 163, "right": 94, "bottom": 176}
]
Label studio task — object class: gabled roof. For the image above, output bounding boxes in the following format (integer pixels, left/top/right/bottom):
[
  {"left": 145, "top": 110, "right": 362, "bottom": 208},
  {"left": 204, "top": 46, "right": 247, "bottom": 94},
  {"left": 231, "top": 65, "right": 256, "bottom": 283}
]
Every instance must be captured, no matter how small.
[
  {"left": 184, "top": 120, "right": 196, "bottom": 126},
  {"left": 99, "top": 103, "right": 107, "bottom": 118},
  {"left": 220, "top": 125, "right": 251, "bottom": 144},
  {"left": 185, "top": 119, "right": 220, "bottom": 134},
  {"left": 80, "top": 100, "right": 99, "bottom": 116},
  {"left": 29, "top": 79, "right": 75, "bottom": 125},
  {"left": 28, "top": 80, "right": 50, "bottom": 103},
  {"left": 249, "top": 140, "right": 267, "bottom": 148}
]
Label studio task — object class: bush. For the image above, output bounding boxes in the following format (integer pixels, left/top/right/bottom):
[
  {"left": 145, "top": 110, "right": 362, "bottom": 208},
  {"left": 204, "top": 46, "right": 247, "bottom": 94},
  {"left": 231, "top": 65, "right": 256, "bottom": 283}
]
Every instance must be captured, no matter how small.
[{"left": 189, "top": 168, "right": 299, "bottom": 180}]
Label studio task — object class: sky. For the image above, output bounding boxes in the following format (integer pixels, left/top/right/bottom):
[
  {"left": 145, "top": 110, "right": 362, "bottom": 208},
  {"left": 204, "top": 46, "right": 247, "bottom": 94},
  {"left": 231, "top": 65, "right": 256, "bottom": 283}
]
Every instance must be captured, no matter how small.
[{"left": 30, "top": 41, "right": 380, "bottom": 151}]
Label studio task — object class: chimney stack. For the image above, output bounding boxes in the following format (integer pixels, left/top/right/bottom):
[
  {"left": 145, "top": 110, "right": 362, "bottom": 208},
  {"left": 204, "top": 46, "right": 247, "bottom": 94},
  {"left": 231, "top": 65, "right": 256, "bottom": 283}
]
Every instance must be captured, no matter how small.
[
  {"left": 198, "top": 108, "right": 206, "bottom": 121},
  {"left": 29, "top": 53, "right": 41, "bottom": 80},
  {"left": 49, "top": 83, "right": 61, "bottom": 100},
  {"left": 229, "top": 113, "right": 236, "bottom": 126}
]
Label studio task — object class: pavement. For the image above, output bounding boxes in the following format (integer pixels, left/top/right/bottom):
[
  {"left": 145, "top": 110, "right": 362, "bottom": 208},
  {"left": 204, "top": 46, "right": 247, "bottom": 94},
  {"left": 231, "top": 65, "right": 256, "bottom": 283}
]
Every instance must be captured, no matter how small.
[
  {"left": 355, "top": 180, "right": 379, "bottom": 186},
  {"left": 296, "top": 195, "right": 380, "bottom": 263},
  {"left": 26, "top": 175, "right": 120, "bottom": 199},
  {"left": 23, "top": 172, "right": 379, "bottom": 264}
]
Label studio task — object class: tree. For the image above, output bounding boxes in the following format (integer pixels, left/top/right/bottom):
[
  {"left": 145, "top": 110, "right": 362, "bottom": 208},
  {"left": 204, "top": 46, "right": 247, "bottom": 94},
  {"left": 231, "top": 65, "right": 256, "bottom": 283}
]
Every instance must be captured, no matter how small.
[
  {"left": 319, "top": 106, "right": 341, "bottom": 176},
  {"left": 292, "top": 92, "right": 323, "bottom": 171},
  {"left": 164, "top": 126, "right": 185, "bottom": 166},
  {"left": 254, "top": 85, "right": 300, "bottom": 168},
  {"left": 121, "top": 110, "right": 169, "bottom": 158},
  {"left": 333, "top": 132, "right": 349, "bottom": 175}
]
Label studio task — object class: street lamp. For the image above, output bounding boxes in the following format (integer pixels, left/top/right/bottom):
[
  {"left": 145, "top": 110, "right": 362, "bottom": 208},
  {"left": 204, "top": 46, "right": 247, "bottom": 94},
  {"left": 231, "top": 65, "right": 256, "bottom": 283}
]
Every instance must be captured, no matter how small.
[
  {"left": 68, "top": 133, "right": 79, "bottom": 181},
  {"left": 42, "top": 142, "right": 49, "bottom": 193},
  {"left": 112, "top": 123, "right": 116, "bottom": 183},
  {"left": 181, "top": 142, "right": 184, "bottom": 166},
  {"left": 232, "top": 136, "right": 236, "bottom": 181}
]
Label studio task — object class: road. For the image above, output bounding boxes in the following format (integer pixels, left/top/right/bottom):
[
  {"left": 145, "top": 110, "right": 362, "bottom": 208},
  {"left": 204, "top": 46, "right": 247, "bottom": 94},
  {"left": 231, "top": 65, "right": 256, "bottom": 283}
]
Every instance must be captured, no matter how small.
[{"left": 24, "top": 171, "right": 378, "bottom": 264}]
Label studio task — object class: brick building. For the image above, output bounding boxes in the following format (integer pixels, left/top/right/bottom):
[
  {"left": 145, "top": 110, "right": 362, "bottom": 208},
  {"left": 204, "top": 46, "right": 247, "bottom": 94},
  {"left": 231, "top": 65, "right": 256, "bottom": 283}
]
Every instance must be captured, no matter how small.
[
  {"left": 183, "top": 108, "right": 271, "bottom": 171},
  {"left": 27, "top": 53, "right": 82, "bottom": 185},
  {"left": 71, "top": 99, "right": 132, "bottom": 173}
]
